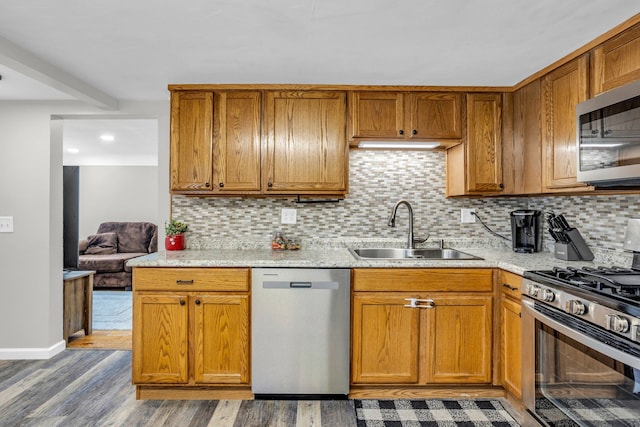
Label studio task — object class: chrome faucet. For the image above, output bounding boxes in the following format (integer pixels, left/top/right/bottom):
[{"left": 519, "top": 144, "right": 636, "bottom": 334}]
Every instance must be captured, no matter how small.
[{"left": 387, "top": 200, "right": 429, "bottom": 249}]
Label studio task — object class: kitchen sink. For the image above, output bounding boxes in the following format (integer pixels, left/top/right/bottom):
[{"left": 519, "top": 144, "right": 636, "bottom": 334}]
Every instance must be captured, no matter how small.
[{"left": 348, "top": 247, "right": 483, "bottom": 260}]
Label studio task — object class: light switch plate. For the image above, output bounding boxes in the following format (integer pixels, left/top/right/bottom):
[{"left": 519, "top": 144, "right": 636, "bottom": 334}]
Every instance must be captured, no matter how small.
[
  {"left": 0, "top": 216, "right": 14, "bottom": 232},
  {"left": 281, "top": 208, "right": 297, "bottom": 224}
]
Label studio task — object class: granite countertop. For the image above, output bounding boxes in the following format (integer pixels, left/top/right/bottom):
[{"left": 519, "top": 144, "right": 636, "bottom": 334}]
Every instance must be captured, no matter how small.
[{"left": 127, "top": 245, "right": 611, "bottom": 276}]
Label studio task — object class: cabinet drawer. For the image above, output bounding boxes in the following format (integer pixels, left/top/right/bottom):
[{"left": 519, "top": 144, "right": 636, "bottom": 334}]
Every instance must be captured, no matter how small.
[
  {"left": 352, "top": 268, "right": 493, "bottom": 292},
  {"left": 500, "top": 271, "right": 522, "bottom": 300},
  {"left": 133, "top": 268, "right": 249, "bottom": 292}
]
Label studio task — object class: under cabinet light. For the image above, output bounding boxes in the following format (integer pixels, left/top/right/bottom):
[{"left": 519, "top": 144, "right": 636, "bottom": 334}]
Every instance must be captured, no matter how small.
[
  {"left": 357, "top": 141, "right": 441, "bottom": 149},
  {"left": 67, "top": 148, "right": 79, "bottom": 154},
  {"left": 100, "top": 134, "right": 115, "bottom": 142}
]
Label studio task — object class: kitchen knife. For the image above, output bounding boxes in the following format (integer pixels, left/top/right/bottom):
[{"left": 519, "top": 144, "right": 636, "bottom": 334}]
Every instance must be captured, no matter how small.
[{"left": 556, "top": 214, "right": 571, "bottom": 230}]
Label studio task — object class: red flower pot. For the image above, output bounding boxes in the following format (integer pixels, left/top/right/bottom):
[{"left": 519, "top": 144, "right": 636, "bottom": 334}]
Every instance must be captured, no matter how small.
[{"left": 165, "top": 234, "right": 185, "bottom": 251}]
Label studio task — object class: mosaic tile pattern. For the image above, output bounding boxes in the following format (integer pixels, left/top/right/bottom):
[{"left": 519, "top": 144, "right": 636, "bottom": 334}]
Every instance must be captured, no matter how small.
[{"left": 172, "top": 150, "right": 640, "bottom": 255}]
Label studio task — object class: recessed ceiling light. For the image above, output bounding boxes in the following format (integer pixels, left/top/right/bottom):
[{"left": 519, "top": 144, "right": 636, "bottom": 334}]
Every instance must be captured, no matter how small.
[
  {"left": 100, "top": 134, "right": 115, "bottom": 142},
  {"left": 67, "top": 148, "right": 79, "bottom": 154}
]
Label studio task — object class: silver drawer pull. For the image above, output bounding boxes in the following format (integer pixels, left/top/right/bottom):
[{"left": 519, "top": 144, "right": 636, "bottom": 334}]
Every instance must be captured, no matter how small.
[
  {"left": 404, "top": 298, "right": 434, "bottom": 309},
  {"left": 176, "top": 279, "right": 194, "bottom": 285}
]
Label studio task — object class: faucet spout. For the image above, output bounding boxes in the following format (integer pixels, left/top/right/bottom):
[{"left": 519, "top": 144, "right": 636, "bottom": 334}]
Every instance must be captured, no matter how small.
[{"left": 388, "top": 200, "right": 415, "bottom": 249}]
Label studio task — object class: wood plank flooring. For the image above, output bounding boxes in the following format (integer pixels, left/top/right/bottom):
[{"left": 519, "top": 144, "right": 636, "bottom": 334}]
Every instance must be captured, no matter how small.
[
  {"left": 66, "top": 330, "right": 132, "bottom": 350},
  {"left": 0, "top": 350, "right": 356, "bottom": 426}
]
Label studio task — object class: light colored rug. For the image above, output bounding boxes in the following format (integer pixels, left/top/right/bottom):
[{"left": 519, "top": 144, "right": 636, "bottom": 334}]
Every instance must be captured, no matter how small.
[{"left": 92, "top": 290, "right": 132, "bottom": 330}]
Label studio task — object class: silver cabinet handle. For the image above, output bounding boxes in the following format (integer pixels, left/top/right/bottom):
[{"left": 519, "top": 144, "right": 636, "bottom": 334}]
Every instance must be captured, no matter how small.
[
  {"left": 404, "top": 298, "right": 434, "bottom": 309},
  {"left": 176, "top": 279, "right": 194, "bottom": 285}
]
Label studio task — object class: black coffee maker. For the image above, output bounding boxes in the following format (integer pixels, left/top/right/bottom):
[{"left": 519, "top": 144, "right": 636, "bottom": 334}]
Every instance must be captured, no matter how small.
[{"left": 510, "top": 210, "right": 543, "bottom": 253}]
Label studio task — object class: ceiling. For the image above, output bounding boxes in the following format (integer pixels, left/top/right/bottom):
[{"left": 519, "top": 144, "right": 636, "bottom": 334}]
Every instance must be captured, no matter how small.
[
  {"left": 1, "top": 1, "right": 640, "bottom": 165},
  {"left": 1, "top": 1, "right": 640, "bottom": 103},
  {"left": 62, "top": 119, "right": 158, "bottom": 166}
]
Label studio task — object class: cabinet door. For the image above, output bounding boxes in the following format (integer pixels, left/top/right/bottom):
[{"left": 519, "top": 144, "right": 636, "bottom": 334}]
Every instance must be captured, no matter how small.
[
  {"left": 264, "top": 91, "right": 347, "bottom": 194},
  {"left": 591, "top": 23, "right": 640, "bottom": 95},
  {"left": 352, "top": 294, "right": 420, "bottom": 384},
  {"left": 132, "top": 293, "right": 189, "bottom": 384},
  {"left": 424, "top": 295, "right": 493, "bottom": 384},
  {"left": 466, "top": 93, "right": 503, "bottom": 193},
  {"left": 213, "top": 91, "right": 261, "bottom": 192},
  {"left": 408, "top": 92, "right": 462, "bottom": 139},
  {"left": 510, "top": 80, "right": 542, "bottom": 194},
  {"left": 541, "top": 55, "right": 592, "bottom": 191},
  {"left": 501, "top": 297, "right": 522, "bottom": 399},
  {"left": 349, "top": 91, "right": 404, "bottom": 139},
  {"left": 193, "top": 294, "right": 249, "bottom": 384},
  {"left": 170, "top": 91, "right": 214, "bottom": 192}
]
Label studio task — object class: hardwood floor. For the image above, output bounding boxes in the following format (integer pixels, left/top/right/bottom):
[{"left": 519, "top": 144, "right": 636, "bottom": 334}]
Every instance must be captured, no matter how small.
[
  {"left": 0, "top": 350, "right": 356, "bottom": 427},
  {"left": 66, "top": 330, "right": 132, "bottom": 350}
]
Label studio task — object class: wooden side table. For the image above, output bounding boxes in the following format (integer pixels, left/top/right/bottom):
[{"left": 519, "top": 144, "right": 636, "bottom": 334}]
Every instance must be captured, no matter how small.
[{"left": 63, "top": 270, "right": 95, "bottom": 344}]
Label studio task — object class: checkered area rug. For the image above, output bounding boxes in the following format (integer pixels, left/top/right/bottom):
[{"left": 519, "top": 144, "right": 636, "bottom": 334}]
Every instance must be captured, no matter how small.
[
  {"left": 536, "top": 397, "right": 640, "bottom": 426},
  {"left": 355, "top": 399, "right": 519, "bottom": 426}
]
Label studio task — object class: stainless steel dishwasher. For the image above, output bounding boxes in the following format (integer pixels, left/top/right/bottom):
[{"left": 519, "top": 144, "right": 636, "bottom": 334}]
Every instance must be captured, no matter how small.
[{"left": 251, "top": 268, "right": 350, "bottom": 398}]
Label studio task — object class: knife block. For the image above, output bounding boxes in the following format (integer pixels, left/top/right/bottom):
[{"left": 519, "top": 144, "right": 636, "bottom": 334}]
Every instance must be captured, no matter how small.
[{"left": 554, "top": 228, "right": 594, "bottom": 261}]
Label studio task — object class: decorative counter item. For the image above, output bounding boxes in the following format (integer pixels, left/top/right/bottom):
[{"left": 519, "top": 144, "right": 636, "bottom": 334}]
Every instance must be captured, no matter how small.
[
  {"left": 165, "top": 219, "right": 188, "bottom": 251},
  {"left": 286, "top": 239, "right": 301, "bottom": 250},
  {"left": 271, "top": 232, "right": 287, "bottom": 251}
]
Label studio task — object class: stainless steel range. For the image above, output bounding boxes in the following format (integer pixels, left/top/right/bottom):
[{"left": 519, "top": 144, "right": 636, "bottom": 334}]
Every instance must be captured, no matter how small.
[{"left": 522, "top": 263, "right": 640, "bottom": 426}]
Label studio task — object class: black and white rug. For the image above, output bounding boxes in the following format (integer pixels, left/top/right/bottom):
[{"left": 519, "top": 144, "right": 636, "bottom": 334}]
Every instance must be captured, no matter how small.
[{"left": 355, "top": 399, "right": 519, "bottom": 426}]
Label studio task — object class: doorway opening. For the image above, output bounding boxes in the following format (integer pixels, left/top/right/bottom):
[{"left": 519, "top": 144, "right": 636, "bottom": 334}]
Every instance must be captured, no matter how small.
[{"left": 62, "top": 118, "right": 158, "bottom": 350}]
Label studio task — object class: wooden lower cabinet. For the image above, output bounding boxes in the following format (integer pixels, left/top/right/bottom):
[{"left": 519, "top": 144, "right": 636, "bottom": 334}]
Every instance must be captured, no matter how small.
[
  {"left": 193, "top": 294, "right": 249, "bottom": 384},
  {"left": 351, "top": 269, "right": 494, "bottom": 387},
  {"left": 132, "top": 268, "right": 250, "bottom": 399},
  {"left": 352, "top": 293, "right": 420, "bottom": 384},
  {"left": 500, "top": 271, "right": 522, "bottom": 399},
  {"left": 426, "top": 295, "right": 493, "bottom": 384},
  {"left": 133, "top": 293, "right": 189, "bottom": 384}
]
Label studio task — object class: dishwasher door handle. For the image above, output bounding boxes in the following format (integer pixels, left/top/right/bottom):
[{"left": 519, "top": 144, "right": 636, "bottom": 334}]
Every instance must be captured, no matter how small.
[
  {"left": 263, "top": 281, "right": 340, "bottom": 290},
  {"left": 289, "top": 282, "right": 312, "bottom": 288}
]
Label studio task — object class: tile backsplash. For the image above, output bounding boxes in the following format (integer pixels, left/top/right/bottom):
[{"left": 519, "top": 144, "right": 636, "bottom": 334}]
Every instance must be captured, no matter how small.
[{"left": 172, "top": 150, "right": 640, "bottom": 256}]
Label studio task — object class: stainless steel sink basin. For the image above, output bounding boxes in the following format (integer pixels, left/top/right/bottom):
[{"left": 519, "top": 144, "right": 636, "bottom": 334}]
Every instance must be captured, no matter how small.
[{"left": 348, "top": 247, "right": 483, "bottom": 260}]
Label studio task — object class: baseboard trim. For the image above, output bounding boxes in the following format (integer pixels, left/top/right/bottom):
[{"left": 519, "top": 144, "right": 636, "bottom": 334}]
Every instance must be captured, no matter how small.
[{"left": 0, "top": 340, "right": 66, "bottom": 360}]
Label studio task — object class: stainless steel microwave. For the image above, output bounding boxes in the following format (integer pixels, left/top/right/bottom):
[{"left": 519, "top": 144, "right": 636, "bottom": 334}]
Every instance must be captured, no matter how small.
[{"left": 576, "top": 79, "right": 640, "bottom": 187}]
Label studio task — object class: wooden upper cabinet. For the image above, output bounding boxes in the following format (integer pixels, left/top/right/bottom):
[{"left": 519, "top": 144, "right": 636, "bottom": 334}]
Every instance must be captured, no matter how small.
[
  {"left": 409, "top": 92, "right": 462, "bottom": 139},
  {"left": 212, "top": 91, "right": 261, "bottom": 193},
  {"left": 507, "top": 80, "right": 543, "bottom": 195},
  {"left": 541, "top": 55, "right": 593, "bottom": 191},
  {"left": 349, "top": 91, "right": 462, "bottom": 143},
  {"left": 591, "top": 22, "right": 640, "bottom": 96},
  {"left": 170, "top": 91, "right": 214, "bottom": 192},
  {"left": 467, "top": 93, "right": 503, "bottom": 193},
  {"left": 264, "top": 91, "right": 348, "bottom": 194},
  {"left": 349, "top": 92, "right": 404, "bottom": 139},
  {"left": 446, "top": 93, "right": 502, "bottom": 196}
]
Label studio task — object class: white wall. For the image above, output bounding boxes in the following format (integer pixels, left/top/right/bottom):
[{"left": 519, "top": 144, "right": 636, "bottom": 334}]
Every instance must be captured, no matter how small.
[
  {"left": 78, "top": 166, "right": 158, "bottom": 239},
  {"left": 0, "top": 100, "right": 170, "bottom": 358}
]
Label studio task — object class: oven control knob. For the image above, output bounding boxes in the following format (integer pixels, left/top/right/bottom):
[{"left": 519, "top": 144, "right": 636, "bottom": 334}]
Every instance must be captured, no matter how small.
[
  {"left": 527, "top": 284, "right": 541, "bottom": 297},
  {"left": 565, "top": 300, "right": 587, "bottom": 315},
  {"left": 605, "top": 314, "right": 629, "bottom": 333},
  {"left": 541, "top": 289, "right": 555, "bottom": 302}
]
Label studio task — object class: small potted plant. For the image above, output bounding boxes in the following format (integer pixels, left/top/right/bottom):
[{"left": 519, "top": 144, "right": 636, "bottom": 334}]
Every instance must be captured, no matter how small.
[{"left": 165, "top": 219, "right": 188, "bottom": 251}]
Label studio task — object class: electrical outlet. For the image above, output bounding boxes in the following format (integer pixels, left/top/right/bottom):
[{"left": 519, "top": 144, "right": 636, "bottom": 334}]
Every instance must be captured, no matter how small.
[
  {"left": 281, "top": 208, "right": 297, "bottom": 224},
  {"left": 460, "top": 209, "right": 476, "bottom": 224},
  {"left": 0, "top": 216, "right": 14, "bottom": 233}
]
